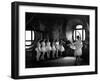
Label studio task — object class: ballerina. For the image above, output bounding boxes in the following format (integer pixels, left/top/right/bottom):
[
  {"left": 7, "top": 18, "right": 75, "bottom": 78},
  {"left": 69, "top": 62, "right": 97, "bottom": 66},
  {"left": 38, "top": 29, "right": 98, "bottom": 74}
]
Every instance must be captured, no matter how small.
[
  {"left": 35, "top": 41, "right": 41, "bottom": 61},
  {"left": 59, "top": 40, "right": 65, "bottom": 56},
  {"left": 51, "top": 40, "right": 56, "bottom": 58},
  {"left": 46, "top": 40, "right": 52, "bottom": 59},
  {"left": 74, "top": 36, "right": 83, "bottom": 65},
  {"left": 41, "top": 40, "right": 46, "bottom": 60},
  {"left": 55, "top": 40, "right": 60, "bottom": 58},
  {"left": 69, "top": 36, "right": 83, "bottom": 65}
]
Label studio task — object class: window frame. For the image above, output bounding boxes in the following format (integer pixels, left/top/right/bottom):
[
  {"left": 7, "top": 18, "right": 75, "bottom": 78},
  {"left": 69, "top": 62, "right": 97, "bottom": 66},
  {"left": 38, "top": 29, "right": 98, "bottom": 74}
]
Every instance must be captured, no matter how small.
[
  {"left": 25, "top": 30, "right": 34, "bottom": 46},
  {"left": 73, "top": 25, "right": 85, "bottom": 41}
]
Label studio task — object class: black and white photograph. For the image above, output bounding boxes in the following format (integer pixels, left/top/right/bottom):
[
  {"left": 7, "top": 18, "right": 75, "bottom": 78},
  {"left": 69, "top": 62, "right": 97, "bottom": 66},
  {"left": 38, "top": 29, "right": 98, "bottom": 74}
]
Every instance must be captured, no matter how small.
[
  {"left": 25, "top": 13, "right": 89, "bottom": 68},
  {"left": 11, "top": 2, "right": 97, "bottom": 79}
]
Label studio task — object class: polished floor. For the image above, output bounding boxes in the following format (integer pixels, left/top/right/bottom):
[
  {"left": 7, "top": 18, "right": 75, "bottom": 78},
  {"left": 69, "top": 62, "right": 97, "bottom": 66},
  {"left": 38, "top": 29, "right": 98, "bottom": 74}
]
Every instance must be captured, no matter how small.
[{"left": 26, "top": 56, "right": 89, "bottom": 68}]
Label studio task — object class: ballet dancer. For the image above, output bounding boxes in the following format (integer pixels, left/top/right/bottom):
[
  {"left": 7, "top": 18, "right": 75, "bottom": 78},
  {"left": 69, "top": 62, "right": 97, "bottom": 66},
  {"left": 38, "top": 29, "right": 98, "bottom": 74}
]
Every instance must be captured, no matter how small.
[
  {"left": 35, "top": 41, "right": 41, "bottom": 61},
  {"left": 41, "top": 40, "right": 46, "bottom": 60},
  {"left": 46, "top": 40, "right": 52, "bottom": 59},
  {"left": 51, "top": 40, "right": 56, "bottom": 58}
]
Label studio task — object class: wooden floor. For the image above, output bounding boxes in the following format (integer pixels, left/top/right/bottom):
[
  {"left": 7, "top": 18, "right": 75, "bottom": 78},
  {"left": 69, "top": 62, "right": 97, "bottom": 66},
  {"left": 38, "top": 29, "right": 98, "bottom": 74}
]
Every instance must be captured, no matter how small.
[{"left": 26, "top": 56, "right": 88, "bottom": 68}]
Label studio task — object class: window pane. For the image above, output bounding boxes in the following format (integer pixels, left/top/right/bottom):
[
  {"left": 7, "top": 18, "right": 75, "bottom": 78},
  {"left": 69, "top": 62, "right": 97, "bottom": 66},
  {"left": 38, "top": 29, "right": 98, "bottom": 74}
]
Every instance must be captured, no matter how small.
[
  {"left": 83, "top": 30, "right": 85, "bottom": 40},
  {"left": 26, "top": 41, "right": 31, "bottom": 45},
  {"left": 73, "top": 30, "right": 76, "bottom": 40},
  {"left": 76, "top": 30, "right": 82, "bottom": 40},
  {"left": 26, "top": 31, "right": 31, "bottom": 40},
  {"left": 76, "top": 25, "right": 83, "bottom": 29},
  {"left": 32, "top": 31, "right": 34, "bottom": 40}
]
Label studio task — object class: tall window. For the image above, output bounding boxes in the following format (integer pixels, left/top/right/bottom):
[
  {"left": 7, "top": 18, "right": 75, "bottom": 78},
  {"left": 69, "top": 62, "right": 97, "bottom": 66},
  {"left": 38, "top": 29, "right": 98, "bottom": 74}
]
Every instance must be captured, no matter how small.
[
  {"left": 25, "top": 30, "right": 34, "bottom": 46},
  {"left": 73, "top": 25, "right": 85, "bottom": 41}
]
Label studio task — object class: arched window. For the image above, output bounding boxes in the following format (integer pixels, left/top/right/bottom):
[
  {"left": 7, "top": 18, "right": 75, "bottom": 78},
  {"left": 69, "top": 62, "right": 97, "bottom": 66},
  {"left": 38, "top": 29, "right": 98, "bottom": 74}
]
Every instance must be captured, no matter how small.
[
  {"left": 73, "top": 25, "right": 85, "bottom": 41},
  {"left": 25, "top": 30, "right": 34, "bottom": 47}
]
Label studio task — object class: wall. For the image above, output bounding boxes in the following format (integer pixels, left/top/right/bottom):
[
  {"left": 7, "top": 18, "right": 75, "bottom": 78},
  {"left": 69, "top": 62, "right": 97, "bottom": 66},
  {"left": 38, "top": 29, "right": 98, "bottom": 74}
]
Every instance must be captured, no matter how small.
[{"left": 0, "top": 0, "right": 99, "bottom": 81}]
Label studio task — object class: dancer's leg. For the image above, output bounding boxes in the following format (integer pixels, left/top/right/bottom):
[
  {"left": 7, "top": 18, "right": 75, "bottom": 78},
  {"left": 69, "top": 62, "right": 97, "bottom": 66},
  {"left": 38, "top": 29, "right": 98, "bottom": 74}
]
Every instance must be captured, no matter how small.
[
  {"left": 36, "top": 52, "right": 41, "bottom": 61},
  {"left": 41, "top": 52, "right": 45, "bottom": 60}
]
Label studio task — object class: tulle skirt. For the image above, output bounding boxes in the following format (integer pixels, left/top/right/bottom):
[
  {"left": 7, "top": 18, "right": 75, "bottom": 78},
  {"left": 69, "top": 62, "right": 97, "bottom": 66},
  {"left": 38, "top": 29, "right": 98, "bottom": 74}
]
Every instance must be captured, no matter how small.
[{"left": 74, "top": 48, "right": 82, "bottom": 56}]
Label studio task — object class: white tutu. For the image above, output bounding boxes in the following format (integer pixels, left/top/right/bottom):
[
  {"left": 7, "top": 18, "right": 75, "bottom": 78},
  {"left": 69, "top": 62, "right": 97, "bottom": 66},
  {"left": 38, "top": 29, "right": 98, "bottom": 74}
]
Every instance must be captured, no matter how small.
[
  {"left": 52, "top": 45, "right": 56, "bottom": 51},
  {"left": 46, "top": 46, "right": 52, "bottom": 51},
  {"left": 59, "top": 45, "right": 65, "bottom": 52},
  {"left": 41, "top": 47, "right": 46, "bottom": 52}
]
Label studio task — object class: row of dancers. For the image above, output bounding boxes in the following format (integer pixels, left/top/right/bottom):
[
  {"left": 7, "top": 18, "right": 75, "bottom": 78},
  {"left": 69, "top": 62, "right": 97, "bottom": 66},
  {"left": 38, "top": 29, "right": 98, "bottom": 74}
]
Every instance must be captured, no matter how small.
[{"left": 35, "top": 40, "right": 65, "bottom": 61}]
